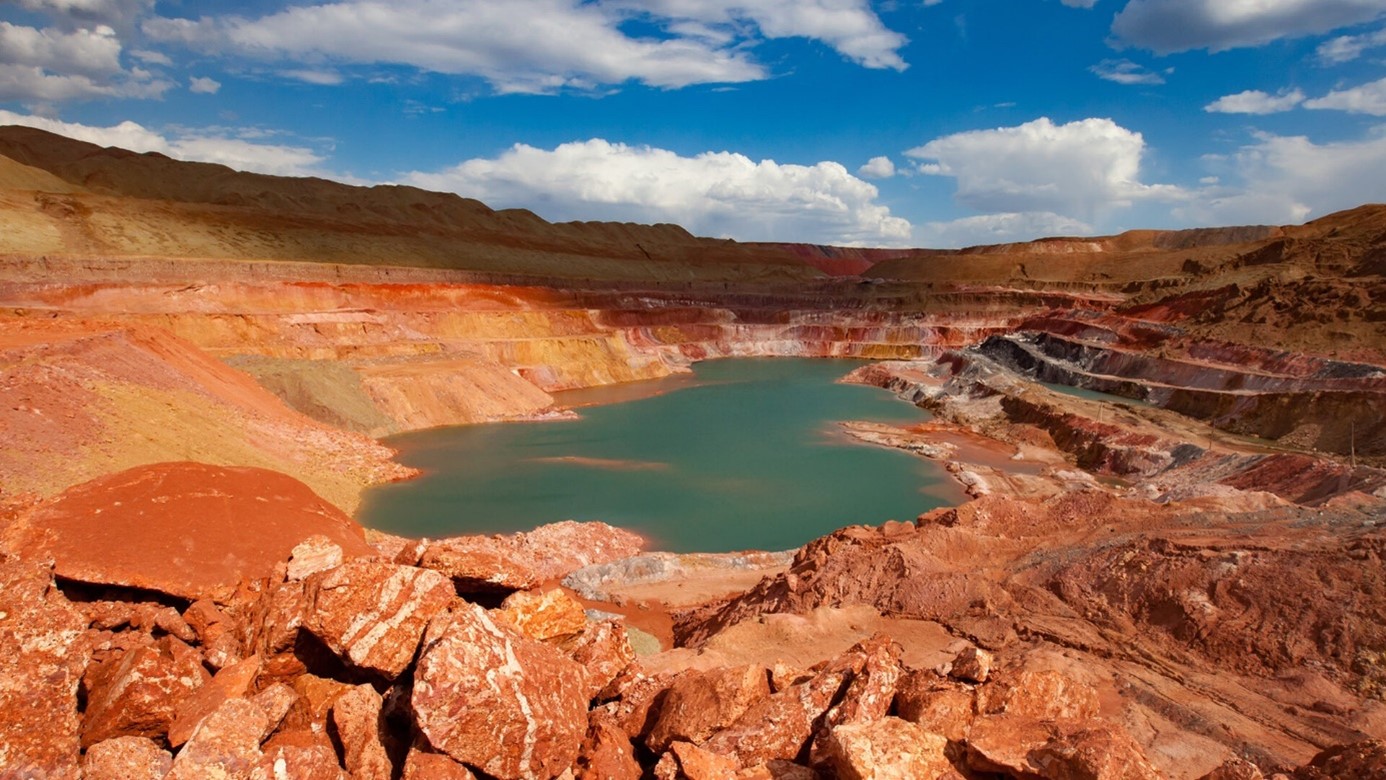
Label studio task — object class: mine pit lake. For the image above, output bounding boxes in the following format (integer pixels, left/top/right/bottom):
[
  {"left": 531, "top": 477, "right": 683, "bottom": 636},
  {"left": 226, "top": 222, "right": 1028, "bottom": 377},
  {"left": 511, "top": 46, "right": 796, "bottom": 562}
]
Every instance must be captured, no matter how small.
[{"left": 359, "top": 358, "right": 964, "bottom": 552}]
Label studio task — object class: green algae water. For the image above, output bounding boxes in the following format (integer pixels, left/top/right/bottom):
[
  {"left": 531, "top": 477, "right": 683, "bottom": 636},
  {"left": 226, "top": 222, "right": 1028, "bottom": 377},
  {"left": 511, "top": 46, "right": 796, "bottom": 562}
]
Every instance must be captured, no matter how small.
[{"left": 359, "top": 359, "right": 962, "bottom": 552}]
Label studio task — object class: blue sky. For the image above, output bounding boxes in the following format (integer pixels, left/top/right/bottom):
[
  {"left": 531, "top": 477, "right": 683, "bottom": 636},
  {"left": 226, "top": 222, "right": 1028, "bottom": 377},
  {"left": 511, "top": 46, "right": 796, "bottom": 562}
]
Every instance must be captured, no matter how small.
[{"left": 2, "top": 0, "right": 1385, "bottom": 247}]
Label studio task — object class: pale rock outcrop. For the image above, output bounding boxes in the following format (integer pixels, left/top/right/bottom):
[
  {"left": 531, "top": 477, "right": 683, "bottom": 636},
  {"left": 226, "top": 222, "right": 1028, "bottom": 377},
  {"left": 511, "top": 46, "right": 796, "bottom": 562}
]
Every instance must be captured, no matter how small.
[
  {"left": 83, "top": 635, "right": 210, "bottom": 747},
  {"left": 819, "top": 718, "right": 952, "bottom": 780},
  {"left": 82, "top": 736, "right": 173, "bottom": 780},
  {"left": 949, "top": 645, "right": 994, "bottom": 683},
  {"left": 0, "top": 558, "right": 90, "bottom": 779},
  {"left": 413, "top": 603, "right": 589, "bottom": 780},
  {"left": 303, "top": 560, "right": 455, "bottom": 677}
]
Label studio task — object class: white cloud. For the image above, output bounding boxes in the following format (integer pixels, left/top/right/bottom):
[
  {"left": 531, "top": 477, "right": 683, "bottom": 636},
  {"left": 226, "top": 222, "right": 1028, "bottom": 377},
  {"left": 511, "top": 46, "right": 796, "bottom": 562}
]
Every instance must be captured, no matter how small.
[
  {"left": 280, "top": 68, "right": 344, "bottom": 86},
  {"left": 1204, "top": 88, "right": 1305, "bottom": 114},
  {"left": 188, "top": 75, "right": 220, "bottom": 94},
  {"left": 1061, "top": 0, "right": 1099, "bottom": 7},
  {"left": 1317, "top": 26, "right": 1386, "bottom": 64},
  {"left": 0, "top": 20, "right": 170, "bottom": 101},
  {"left": 858, "top": 155, "right": 895, "bottom": 178},
  {"left": 1182, "top": 128, "right": 1386, "bottom": 225},
  {"left": 916, "top": 211, "right": 1095, "bottom": 248},
  {"left": 1111, "top": 0, "right": 1386, "bottom": 53},
  {"left": 0, "top": 110, "right": 331, "bottom": 177},
  {"left": 143, "top": 0, "right": 906, "bottom": 93},
  {"left": 402, "top": 138, "right": 912, "bottom": 246},
  {"left": 905, "top": 117, "right": 1184, "bottom": 222},
  {"left": 1305, "top": 77, "right": 1386, "bottom": 116},
  {"left": 1090, "top": 58, "right": 1164, "bottom": 85},
  {"left": 608, "top": 0, "right": 908, "bottom": 71}
]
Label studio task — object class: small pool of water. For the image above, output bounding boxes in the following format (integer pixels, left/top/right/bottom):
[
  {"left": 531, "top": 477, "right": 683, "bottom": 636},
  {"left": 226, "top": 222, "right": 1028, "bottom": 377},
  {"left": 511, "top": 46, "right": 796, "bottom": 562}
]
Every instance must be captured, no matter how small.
[{"left": 359, "top": 358, "right": 962, "bottom": 552}]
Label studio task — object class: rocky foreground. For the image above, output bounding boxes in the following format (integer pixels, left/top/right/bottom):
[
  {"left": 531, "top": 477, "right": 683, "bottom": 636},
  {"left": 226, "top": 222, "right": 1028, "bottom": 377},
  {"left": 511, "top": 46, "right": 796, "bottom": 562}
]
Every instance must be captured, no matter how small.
[{"left": 2, "top": 128, "right": 1386, "bottom": 778}]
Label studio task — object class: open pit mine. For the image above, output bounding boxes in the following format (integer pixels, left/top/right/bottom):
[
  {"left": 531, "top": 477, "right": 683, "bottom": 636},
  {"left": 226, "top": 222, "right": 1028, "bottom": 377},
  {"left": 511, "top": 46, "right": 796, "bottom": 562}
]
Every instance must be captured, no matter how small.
[{"left": 1, "top": 125, "right": 1385, "bottom": 780}]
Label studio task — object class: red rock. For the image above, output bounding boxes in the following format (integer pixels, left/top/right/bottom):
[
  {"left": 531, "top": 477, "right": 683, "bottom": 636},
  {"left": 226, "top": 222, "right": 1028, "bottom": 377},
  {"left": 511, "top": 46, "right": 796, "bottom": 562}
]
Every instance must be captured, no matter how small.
[
  {"left": 737, "top": 761, "right": 824, "bottom": 779},
  {"left": 560, "top": 619, "right": 636, "bottom": 700},
  {"left": 820, "top": 635, "right": 902, "bottom": 728},
  {"left": 256, "top": 740, "right": 348, "bottom": 780},
  {"left": 412, "top": 603, "right": 588, "bottom": 780},
  {"left": 83, "top": 635, "right": 210, "bottom": 747},
  {"left": 184, "top": 599, "right": 230, "bottom": 644},
  {"left": 252, "top": 683, "right": 298, "bottom": 739},
  {"left": 701, "top": 642, "right": 870, "bottom": 766},
  {"left": 247, "top": 580, "right": 309, "bottom": 657},
  {"left": 976, "top": 668, "right": 1100, "bottom": 722},
  {"left": 0, "top": 558, "right": 90, "bottom": 779},
  {"left": 14, "top": 462, "right": 376, "bottom": 601},
  {"left": 331, "top": 684, "right": 394, "bottom": 780},
  {"left": 402, "top": 745, "right": 479, "bottom": 779},
  {"left": 1293, "top": 739, "right": 1386, "bottom": 779},
  {"left": 948, "top": 646, "right": 994, "bottom": 683},
  {"left": 303, "top": 560, "right": 455, "bottom": 677},
  {"left": 282, "top": 675, "right": 353, "bottom": 735},
  {"left": 594, "top": 669, "right": 676, "bottom": 739},
  {"left": 82, "top": 736, "right": 173, "bottom": 780},
  {"left": 575, "top": 712, "right": 642, "bottom": 780},
  {"left": 819, "top": 718, "right": 951, "bottom": 780},
  {"left": 893, "top": 673, "right": 976, "bottom": 742},
  {"left": 418, "top": 539, "right": 540, "bottom": 593},
  {"left": 166, "top": 698, "right": 268, "bottom": 780},
  {"left": 516, "top": 521, "right": 645, "bottom": 579},
  {"left": 646, "top": 665, "right": 772, "bottom": 752},
  {"left": 1027, "top": 725, "right": 1162, "bottom": 780},
  {"left": 169, "top": 654, "right": 263, "bottom": 748},
  {"left": 286, "top": 535, "right": 346, "bottom": 581},
  {"left": 964, "top": 715, "right": 1057, "bottom": 775},
  {"left": 498, "top": 588, "right": 588, "bottom": 642},
  {"left": 655, "top": 741, "right": 742, "bottom": 779}
]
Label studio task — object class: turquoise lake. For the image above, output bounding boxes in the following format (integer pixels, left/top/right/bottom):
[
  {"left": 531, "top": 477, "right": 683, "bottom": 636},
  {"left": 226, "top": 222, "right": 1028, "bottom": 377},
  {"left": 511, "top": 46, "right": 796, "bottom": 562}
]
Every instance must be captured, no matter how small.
[{"left": 359, "top": 358, "right": 962, "bottom": 552}]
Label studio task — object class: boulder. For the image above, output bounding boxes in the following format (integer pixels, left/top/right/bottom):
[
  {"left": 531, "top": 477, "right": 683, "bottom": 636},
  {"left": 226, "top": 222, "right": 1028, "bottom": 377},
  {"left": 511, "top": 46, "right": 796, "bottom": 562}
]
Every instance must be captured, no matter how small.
[
  {"left": 331, "top": 684, "right": 394, "bottom": 780},
  {"left": 893, "top": 673, "right": 976, "bottom": 742},
  {"left": 1197, "top": 758, "right": 1265, "bottom": 779},
  {"left": 498, "top": 588, "right": 588, "bottom": 642},
  {"left": 560, "top": 619, "right": 636, "bottom": 700},
  {"left": 402, "top": 745, "right": 479, "bottom": 779},
  {"left": 1294, "top": 739, "right": 1386, "bottom": 779},
  {"left": 654, "top": 741, "right": 742, "bottom": 779},
  {"left": 0, "top": 558, "right": 90, "bottom": 779},
  {"left": 82, "top": 736, "right": 173, "bottom": 780},
  {"left": 13, "top": 462, "right": 375, "bottom": 601},
  {"left": 1027, "top": 725, "right": 1162, "bottom": 780},
  {"left": 166, "top": 698, "right": 269, "bottom": 780},
  {"left": 418, "top": 539, "right": 540, "bottom": 593},
  {"left": 575, "top": 711, "right": 642, "bottom": 780},
  {"left": 948, "top": 646, "right": 994, "bottom": 683},
  {"left": 976, "top": 668, "right": 1101, "bottom": 722},
  {"left": 169, "top": 654, "right": 263, "bottom": 748},
  {"left": 255, "top": 739, "right": 348, "bottom": 780},
  {"left": 413, "top": 603, "right": 588, "bottom": 780},
  {"left": 303, "top": 560, "right": 455, "bottom": 677},
  {"left": 83, "top": 635, "right": 210, "bottom": 747},
  {"left": 819, "top": 718, "right": 951, "bottom": 780},
  {"left": 286, "top": 535, "right": 345, "bottom": 581},
  {"left": 646, "top": 665, "right": 772, "bottom": 751}
]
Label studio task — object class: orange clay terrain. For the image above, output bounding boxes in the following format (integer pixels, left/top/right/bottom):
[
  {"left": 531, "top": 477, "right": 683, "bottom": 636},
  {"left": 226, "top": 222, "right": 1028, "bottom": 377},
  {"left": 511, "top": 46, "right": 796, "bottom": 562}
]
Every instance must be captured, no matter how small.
[{"left": 1, "top": 125, "right": 1384, "bottom": 779}]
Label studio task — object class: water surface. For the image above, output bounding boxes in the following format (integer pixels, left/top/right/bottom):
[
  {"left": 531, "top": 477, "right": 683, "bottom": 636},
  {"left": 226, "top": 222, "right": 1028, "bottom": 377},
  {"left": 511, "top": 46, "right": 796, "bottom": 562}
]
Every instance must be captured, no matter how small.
[{"left": 360, "top": 358, "right": 961, "bottom": 552}]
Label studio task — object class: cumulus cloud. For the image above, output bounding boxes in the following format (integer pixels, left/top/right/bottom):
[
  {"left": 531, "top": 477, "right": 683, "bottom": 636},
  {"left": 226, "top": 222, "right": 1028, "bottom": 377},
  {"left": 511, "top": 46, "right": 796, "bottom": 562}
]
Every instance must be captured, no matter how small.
[
  {"left": 1111, "top": 0, "right": 1386, "bottom": 53},
  {"left": 5, "top": 0, "right": 154, "bottom": 32},
  {"left": 858, "top": 155, "right": 896, "bottom": 178},
  {"left": 1305, "top": 77, "right": 1386, "bottom": 116},
  {"left": 1184, "top": 128, "right": 1386, "bottom": 225},
  {"left": 1317, "top": 26, "right": 1386, "bottom": 64},
  {"left": 402, "top": 138, "right": 912, "bottom": 246},
  {"left": 1204, "top": 88, "right": 1305, "bottom": 114},
  {"left": 905, "top": 117, "right": 1184, "bottom": 222},
  {"left": 1090, "top": 58, "right": 1165, "bottom": 85},
  {"left": 0, "top": 110, "right": 331, "bottom": 177},
  {"left": 188, "top": 76, "right": 220, "bottom": 94},
  {"left": 0, "top": 20, "right": 170, "bottom": 101},
  {"left": 142, "top": 0, "right": 905, "bottom": 93},
  {"left": 916, "top": 211, "right": 1095, "bottom": 248}
]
